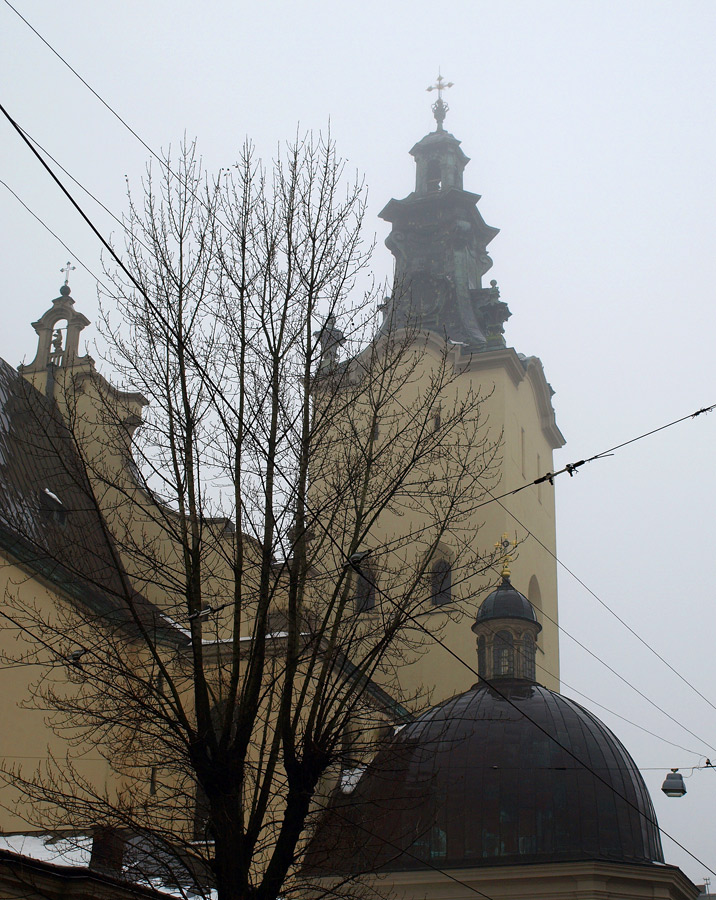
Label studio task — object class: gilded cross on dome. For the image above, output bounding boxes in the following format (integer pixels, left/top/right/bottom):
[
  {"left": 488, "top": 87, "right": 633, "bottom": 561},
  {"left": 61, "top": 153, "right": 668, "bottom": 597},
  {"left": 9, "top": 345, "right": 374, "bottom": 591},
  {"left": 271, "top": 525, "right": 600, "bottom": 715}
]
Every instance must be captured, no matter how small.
[
  {"left": 494, "top": 533, "right": 517, "bottom": 579},
  {"left": 426, "top": 71, "right": 454, "bottom": 131},
  {"left": 60, "top": 261, "right": 76, "bottom": 287}
]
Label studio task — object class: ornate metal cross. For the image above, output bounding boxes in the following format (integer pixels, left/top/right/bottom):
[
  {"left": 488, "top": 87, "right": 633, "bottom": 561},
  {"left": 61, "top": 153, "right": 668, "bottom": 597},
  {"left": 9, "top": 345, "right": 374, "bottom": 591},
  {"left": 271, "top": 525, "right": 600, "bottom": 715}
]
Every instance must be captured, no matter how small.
[
  {"left": 60, "top": 261, "right": 76, "bottom": 286},
  {"left": 426, "top": 72, "right": 454, "bottom": 130},
  {"left": 494, "top": 532, "right": 517, "bottom": 579},
  {"left": 426, "top": 72, "right": 454, "bottom": 101}
]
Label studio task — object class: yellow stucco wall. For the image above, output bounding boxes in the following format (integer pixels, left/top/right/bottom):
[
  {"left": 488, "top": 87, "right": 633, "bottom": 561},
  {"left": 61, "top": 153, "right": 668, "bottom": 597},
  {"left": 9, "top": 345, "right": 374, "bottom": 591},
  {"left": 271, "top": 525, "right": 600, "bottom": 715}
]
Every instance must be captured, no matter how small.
[
  {"left": 0, "top": 551, "right": 114, "bottom": 833},
  {"left": 313, "top": 337, "right": 563, "bottom": 707}
]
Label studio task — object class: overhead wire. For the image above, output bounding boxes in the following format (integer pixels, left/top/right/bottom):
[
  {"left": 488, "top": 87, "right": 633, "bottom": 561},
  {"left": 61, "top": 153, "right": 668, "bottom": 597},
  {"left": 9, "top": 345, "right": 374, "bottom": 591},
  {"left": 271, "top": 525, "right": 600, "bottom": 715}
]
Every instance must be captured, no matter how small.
[
  {"left": 7, "top": 123, "right": 156, "bottom": 256},
  {"left": 0, "top": 179, "right": 110, "bottom": 292},
  {"left": 476, "top": 477, "right": 716, "bottom": 721},
  {"left": 1, "top": 0, "right": 213, "bottom": 213}
]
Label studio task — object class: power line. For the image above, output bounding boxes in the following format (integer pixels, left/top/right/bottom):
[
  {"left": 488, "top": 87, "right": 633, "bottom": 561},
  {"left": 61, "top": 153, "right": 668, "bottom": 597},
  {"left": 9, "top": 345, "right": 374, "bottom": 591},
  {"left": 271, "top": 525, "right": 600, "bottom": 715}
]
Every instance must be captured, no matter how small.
[
  {"left": 3, "top": 1, "right": 166, "bottom": 174},
  {"left": 0, "top": 100, "right": 147, "bottom": 304},
  {"left": 10, "top": 124, "right": 154, "bottom": 256},
  {"left": 2, "top": 0, "right": 245, "bottom": 242},
  {"left": 555, "top": 678, "right": 704, "bottom": 757},
  {"left": 480, "top": 480, "right": 716, "bottom": 723},
  {"left": 0, "top": 179, "right": 109, "bottom": 291}
]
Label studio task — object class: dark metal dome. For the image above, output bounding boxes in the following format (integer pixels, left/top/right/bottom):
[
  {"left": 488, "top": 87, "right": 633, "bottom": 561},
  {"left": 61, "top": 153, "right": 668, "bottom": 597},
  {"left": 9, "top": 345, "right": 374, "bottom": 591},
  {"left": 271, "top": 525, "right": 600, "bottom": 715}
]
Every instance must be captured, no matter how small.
[
  {"left": 304, "top": 681, "right": 663, "bottom": 875},
  {"left": 474, "top": 576, "right": 539, "bottom": 626}
]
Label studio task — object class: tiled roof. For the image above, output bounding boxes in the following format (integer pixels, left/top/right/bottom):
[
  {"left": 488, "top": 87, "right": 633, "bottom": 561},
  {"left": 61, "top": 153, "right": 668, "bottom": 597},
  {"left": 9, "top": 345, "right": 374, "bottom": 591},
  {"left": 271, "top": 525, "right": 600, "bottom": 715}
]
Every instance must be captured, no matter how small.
[{"left": 0, "top": 359, "right": 186, "bottom": 646}]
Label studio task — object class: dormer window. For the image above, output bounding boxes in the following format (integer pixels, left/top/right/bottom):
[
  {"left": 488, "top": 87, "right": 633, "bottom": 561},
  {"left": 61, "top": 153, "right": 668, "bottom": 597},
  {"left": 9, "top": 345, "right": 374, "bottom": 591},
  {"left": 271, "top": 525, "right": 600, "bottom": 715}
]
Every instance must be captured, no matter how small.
[{"left": 39, "top": 487, "right": 67, "bottom": 527}]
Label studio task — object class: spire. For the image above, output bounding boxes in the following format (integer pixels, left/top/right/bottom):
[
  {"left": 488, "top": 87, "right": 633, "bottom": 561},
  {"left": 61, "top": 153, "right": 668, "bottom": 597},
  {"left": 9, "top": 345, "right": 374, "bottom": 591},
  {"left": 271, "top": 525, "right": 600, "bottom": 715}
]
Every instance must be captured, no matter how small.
[{"left": 378, "top": 102, "right": 511, "bottom": 349}]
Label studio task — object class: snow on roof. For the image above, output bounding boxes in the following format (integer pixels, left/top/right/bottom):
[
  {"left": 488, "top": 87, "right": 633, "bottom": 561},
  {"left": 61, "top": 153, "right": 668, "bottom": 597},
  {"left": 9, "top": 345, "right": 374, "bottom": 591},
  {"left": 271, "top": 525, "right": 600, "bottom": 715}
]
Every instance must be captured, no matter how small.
[{"left": 0, "top": 833, "right": 91, "bottom": 866}]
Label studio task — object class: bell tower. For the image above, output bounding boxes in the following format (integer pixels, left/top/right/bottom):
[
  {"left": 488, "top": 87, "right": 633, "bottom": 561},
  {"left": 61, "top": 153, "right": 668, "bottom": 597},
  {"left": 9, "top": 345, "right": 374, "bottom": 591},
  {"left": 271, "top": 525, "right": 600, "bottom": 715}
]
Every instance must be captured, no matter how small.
[
  {"left": 19, "top": 265, "right": 92, "bottom": 396},
  {"left": 371, "top": 85, "right": 565, "bottom": 700}
]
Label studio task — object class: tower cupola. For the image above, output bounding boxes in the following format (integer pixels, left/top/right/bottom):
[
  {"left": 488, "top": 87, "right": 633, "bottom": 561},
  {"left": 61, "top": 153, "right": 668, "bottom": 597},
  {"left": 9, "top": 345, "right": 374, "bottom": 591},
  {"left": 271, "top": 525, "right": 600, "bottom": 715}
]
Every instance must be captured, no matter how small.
[
  {"left": 411, "top": 129, "right": 469, "bottom": 195},
  {"left": 378, "top": 80, "right": 511, "bottom": 349}
]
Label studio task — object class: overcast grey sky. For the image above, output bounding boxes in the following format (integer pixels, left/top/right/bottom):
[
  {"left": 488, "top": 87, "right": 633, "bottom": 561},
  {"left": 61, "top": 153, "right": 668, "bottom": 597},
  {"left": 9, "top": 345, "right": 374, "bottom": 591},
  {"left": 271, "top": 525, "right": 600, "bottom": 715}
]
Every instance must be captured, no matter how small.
[{"left": 3, "top": 0, "right": 716, "bottom": 883}]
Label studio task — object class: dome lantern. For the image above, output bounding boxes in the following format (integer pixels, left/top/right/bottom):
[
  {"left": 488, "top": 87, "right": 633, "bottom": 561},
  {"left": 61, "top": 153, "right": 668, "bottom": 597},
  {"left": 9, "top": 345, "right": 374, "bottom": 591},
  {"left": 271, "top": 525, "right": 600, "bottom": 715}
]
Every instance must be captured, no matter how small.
[{"left": 472, "top": 573, "right": 542, "bottom": 682}]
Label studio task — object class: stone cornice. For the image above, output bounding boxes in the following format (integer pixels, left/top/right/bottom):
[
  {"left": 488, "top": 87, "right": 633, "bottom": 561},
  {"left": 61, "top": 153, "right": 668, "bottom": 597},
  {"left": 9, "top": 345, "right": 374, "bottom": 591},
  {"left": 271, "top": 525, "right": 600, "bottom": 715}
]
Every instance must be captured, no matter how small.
[
  {"left": 382, "top": 859, "right": 698, "bottom": 900},
  {"left": 450, "top": 343, "right": 565, "bottom": 450}
]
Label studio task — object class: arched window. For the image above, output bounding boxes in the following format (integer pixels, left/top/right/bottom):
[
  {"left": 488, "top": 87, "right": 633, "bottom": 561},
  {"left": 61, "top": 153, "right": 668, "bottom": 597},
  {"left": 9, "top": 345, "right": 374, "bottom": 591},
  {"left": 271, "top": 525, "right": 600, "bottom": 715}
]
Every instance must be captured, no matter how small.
[
  {"left": 522, "top": 634, "right": 536, "bottom": 680},
  {"left": 431, "top": 558, "right": 452, "bottom": 606},
  {"left": 493, "top": 630, "right": 514, "bottom": 676},
  {"left": 355, "top": 570, "right": 375, "bottom": 613},
  {"left": 426, "top": 158, "right": 441, "bottom": 192},
  {"left": 49, "top": 320, "right": 68, "bottom": 366},
  {"left": 477, "top": 635, "right": 486, "bottom": 676},
  {"left": 528, "top": 575, "right": 542, "bottom": 612}
]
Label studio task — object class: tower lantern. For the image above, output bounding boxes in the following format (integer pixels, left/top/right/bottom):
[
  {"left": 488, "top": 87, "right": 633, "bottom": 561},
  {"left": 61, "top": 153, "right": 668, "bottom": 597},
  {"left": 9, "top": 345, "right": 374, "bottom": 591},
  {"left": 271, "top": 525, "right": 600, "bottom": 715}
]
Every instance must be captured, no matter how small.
[{"left": 378, "top": 84, "right": 511, "bottom": 348}]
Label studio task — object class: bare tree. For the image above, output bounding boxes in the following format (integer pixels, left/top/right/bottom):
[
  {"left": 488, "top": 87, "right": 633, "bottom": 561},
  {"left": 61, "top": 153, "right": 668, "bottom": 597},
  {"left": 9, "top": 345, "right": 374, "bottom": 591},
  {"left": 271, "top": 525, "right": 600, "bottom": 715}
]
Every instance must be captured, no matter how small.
[{"left": 0, "top": 135, "right": 501, "bottom": 900}]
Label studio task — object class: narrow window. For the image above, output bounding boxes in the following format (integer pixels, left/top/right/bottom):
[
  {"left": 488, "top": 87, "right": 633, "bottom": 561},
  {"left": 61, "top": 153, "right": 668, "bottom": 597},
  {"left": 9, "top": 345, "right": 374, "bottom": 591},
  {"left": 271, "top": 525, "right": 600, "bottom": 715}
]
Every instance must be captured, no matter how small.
[
  {"left": 520, "top": 428, "right": 526, "bottom": 479},
  {"left": 528, "top": 576, "right": 542, "bottom": 613},
  {"left": 522, "top": 634, "right": 536, "bottom": 680},
  {"left": 537, "top": 452, "right": 542, "bottom": 503},
  {"left": 477, "top": 635, "right": 487, "bottom": 676},
  {"left": 193, "top": 783, "right": 211, "bottom": 841},
  {"left": 493, "top": 630, "right": 514, "bottom": 676},
  {"left": 431, "top": 558, "right": 452, "bottom": 606},
  {"left": 426, "top": 159, "right": 441, "bottom": 192},
  {"left": 355, "top": 570, "right": 376, "bottom": 613}
]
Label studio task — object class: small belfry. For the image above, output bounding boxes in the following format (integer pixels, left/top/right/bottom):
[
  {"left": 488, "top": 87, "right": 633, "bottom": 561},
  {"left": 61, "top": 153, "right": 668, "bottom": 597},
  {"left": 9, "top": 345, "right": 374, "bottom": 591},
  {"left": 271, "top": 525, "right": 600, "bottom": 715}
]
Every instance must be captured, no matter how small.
[
  {"left": 20, "top": 263, "right": 91, "bottom": 379},
  {"left": 378, "top": 76, "right": 511, "bottom": 347}
]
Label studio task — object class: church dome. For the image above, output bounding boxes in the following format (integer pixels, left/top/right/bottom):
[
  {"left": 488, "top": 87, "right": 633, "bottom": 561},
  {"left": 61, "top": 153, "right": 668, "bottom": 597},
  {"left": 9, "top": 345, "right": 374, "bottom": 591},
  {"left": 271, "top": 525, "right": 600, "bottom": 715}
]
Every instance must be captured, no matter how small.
[
  {"left": 474, "top": 576, "right": 540, "bottom": 627},
  {"left": 303, "top": 680, "right": 663, "bottom": 875}
]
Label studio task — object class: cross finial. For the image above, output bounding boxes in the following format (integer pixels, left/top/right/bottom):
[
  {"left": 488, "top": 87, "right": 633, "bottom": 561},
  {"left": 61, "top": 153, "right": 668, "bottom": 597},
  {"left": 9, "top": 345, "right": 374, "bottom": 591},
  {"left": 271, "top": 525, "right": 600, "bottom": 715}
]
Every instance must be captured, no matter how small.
[
  {"left": 60, "top": 261, "right": 76, "bottom": 287},
  {"left": 494, "top": 533, "right": 517, "bottom": 580},
  {"left": 426, "top": 70, "right": 454, "bottom": 131}
]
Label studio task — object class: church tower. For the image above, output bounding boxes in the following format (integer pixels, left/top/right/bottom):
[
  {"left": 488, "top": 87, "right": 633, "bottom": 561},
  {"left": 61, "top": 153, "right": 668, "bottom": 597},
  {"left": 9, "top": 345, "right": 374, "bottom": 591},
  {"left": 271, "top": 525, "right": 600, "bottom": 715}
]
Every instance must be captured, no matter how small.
[{"left": 371, "top": 82, "right": 565, "bottom": 699}]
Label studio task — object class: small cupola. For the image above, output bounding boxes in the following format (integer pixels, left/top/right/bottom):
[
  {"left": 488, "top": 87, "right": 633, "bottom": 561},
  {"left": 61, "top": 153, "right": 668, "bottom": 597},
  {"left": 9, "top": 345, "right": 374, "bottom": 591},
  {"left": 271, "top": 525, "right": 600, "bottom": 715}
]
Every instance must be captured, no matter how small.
[
  {"left": 410, "top": 74, "right": 469, "bottom": 195},
  {"left": 472, "top": 555, "right": 542, "bottom": 682}
]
